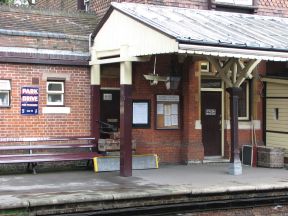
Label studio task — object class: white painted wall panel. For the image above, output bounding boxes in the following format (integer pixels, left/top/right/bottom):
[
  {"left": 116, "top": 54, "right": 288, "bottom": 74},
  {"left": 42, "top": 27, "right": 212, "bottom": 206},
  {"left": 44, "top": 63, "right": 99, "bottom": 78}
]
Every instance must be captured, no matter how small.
[
  {"left": 266, "top": 81, "right": 288, "bottom": 157},
  {"left": 92, "top": 10, "right": 178, "bottom": 59},
  {"left": 266, "top": 97, "right": 288, "bottom": 131},
  {"left": 266, "top": 83, "right": 288, "bottom": 97}
]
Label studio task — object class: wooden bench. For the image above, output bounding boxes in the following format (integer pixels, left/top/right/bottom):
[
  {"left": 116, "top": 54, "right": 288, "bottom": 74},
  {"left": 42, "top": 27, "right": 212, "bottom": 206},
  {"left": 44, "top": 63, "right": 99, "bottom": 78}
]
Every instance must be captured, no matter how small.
[{"left": 0, "top": 137, "right": 100, "bottom": 174}]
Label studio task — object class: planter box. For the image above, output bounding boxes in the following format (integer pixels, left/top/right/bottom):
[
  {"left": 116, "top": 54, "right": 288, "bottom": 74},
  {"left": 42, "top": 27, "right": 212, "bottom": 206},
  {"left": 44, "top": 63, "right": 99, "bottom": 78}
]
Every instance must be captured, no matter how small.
[{"left": 257, "top": 146, "right": 284, "bottom": 168}]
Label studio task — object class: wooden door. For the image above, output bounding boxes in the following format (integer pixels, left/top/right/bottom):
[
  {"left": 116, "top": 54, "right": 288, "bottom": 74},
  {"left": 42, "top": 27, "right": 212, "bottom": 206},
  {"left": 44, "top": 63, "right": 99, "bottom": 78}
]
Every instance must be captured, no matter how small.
[{"left": 201, "top": 91, "right": 222, "bottom": 156}]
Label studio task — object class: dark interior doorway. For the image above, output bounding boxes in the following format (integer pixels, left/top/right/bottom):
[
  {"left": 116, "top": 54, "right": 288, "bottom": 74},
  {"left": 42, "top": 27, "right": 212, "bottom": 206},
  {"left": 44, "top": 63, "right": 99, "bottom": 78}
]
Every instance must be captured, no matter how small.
[{"left": 100, "top": 89, "right": 120, "bottom": 138}]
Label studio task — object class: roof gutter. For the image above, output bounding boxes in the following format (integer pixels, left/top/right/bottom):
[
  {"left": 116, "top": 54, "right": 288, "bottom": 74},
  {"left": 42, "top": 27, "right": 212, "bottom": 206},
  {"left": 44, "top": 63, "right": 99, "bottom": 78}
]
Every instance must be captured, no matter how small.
[
  {"left": 177, "top": 38, "right": 288, "bottom": 54},
  {"left": 178, "top": 43, "right": 288, "bottom": 61}
]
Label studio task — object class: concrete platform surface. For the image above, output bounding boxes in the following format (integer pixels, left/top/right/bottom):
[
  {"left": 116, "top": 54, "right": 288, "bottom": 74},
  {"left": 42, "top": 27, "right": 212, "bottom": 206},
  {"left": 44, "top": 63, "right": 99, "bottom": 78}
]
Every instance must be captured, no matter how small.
[{"left": 0, "top": 164, "right": 288, "bottom": 213}]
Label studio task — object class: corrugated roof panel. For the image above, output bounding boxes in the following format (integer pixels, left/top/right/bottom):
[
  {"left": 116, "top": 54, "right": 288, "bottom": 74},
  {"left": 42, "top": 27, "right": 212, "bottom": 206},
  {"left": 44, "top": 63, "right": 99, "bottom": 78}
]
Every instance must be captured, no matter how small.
[{"left": 112, "top": 2, "right": 288, "bottom": 52}]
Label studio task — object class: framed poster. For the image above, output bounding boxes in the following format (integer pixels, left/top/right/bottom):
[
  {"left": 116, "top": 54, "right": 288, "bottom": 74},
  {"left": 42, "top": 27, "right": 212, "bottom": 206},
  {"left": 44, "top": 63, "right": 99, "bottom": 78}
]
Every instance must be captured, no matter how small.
[
  {"left": 21, "top": 86, "right": 39, "bottom": 115},
  {"left": 156, "top": 95, "right": 180, "bottom": 129},
  {"left": 132, "top": 100, "right": 150, "bottom": 128}
]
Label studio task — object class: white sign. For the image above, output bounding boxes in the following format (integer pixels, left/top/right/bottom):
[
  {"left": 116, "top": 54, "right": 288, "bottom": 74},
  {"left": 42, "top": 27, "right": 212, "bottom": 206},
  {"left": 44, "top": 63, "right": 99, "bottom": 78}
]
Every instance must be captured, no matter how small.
[
  {"left": 133, "top": 102, "right": 148, "bottom": 124},
  {"left": 103, "top": 93, "right": 112, "bottom": 101},
  {"left": 215, "top": 0, "right": 253, "bottom": 6},
  {"left": 157, "top": 95, "right": 179, "bottom": 102},
  {"left": 205, "top": 109, "right": 216, "bottom": 116}
]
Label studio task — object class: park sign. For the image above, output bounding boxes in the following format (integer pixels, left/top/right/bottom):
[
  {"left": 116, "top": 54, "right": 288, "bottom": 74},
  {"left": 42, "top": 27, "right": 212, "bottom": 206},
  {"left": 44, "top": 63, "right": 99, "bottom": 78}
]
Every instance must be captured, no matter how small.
[
  {"left": 215, "top": 0, "right": 253, "bottom": 6},
  {"left": 21, "top": 86, "right": 39, "bottom": 115}
]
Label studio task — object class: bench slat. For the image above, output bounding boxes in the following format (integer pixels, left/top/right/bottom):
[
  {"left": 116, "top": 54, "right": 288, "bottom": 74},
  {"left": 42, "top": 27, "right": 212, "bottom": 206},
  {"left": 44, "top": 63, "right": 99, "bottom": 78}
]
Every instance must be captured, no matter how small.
[
  {"left": 0, "top": 152, "right": 100, "bottom": 164},
  {"left": 0, "top": 144, "right": 96, "bottom": 151}
]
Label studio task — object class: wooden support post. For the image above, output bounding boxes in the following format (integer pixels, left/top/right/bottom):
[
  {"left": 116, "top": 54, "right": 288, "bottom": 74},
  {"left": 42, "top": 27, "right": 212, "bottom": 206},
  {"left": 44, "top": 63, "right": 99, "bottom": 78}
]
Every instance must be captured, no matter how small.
[
  {"left": 226, "top": 87, "right": 242, "bottom": 175},
  {"left": 207, "top": 56, "right": 261, "bottom": 175},
  {"left": 120, "top": 52, "right": 133, "bottom": 177},
  {"left": 91, "top": 65, "right": 101, "bottom": 143},
  {"left": 120, "top": 84, "right": 132, "bottom": 177}
]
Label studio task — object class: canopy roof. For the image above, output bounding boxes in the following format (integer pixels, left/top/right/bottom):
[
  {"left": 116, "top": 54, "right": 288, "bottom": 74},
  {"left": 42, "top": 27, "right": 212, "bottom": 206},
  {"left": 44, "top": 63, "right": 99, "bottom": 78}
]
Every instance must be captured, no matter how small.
[{"left": 93, "top": 2, "right": 288, "bottom": 61}]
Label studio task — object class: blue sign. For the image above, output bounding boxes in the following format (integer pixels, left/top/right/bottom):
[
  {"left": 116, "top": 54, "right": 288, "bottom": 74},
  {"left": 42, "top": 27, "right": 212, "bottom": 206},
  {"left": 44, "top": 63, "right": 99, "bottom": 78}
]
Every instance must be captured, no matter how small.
[{"left": 21, "top": 87, "right": 39, "bottom": 115}]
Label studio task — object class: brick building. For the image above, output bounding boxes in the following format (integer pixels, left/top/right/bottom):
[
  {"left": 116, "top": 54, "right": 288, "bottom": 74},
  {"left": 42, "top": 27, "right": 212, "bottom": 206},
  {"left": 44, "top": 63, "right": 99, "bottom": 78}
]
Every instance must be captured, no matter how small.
[
  {"left": 1, "top": 0, "right": 288, "bottom": 175},
  {"left": 88, "top": 0, "right": 288, "bottom": 176},
  {"left": 0, "top": 5, "right": 97, "bottom": 138}
]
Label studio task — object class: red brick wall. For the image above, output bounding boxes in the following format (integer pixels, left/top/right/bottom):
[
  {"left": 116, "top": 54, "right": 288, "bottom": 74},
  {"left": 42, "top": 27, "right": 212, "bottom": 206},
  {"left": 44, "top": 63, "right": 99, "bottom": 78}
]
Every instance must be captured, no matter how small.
[
  {"left": 0, "top": 35, "right": 88, "bottom": 52},
  {"left": 89, "top": 0, "right": 113, "bottom": 19},
  {"left": 0, "top": 63, "right": 91, "bottom": 138},
  {"left": 90, "top": 0, "right": 207, "bottom": 20},
  {"left": 181, "top": 58, "right": 204, "bottom": 162},
  {"left": 132, "top": 55, "right": 183, "bottom": 163},
  {"left": 32, "top": 0, "right": 288, "bottom": 18},
  {"left": 257, "top": 0, "right": 288, "bottom": 17},
  {"left": 144, "top": 0, "right": 207, "bottom": 9},
  {"left": 35, "top": 0, "right": 78, "bottom": 10},
  {"left": 89, "top": 0, "right": 288, "bottom": 20}
]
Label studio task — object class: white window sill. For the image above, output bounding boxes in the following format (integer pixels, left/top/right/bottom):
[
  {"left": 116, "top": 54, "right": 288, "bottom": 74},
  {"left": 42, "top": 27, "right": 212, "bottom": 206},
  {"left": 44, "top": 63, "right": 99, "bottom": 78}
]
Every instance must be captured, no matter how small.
[{"left": 42, "top": 107, "right": 70, "bottom": 114}]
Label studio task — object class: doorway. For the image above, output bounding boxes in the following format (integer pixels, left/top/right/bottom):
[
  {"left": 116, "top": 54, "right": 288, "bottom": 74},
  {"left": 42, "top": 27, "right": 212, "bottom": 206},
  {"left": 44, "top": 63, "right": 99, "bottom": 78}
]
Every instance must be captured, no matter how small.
[
  {"left": 201, "top": 91, "right": 222, "bottom": 156},
  {"left": 100, "top": 89, "right": 120, "bottom": 137}
]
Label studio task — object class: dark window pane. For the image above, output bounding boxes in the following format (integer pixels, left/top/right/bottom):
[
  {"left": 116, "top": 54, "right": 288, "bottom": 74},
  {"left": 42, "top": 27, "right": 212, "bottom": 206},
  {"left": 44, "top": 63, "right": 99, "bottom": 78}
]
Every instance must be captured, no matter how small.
[
  {"left": 238, "top": 82, "right": 248, "bottom": 118},
  {"left": 201, "top": 79, "right": 222, "bottom": 88},
  {"left": 48, "top": 94, "right": 62, "bottom": 103},
  {"left": 0, "top": 91, "right": 9, "bottom": 106},
  {"left": 48, "top": 83, "right": 62, "bottom": 91}
]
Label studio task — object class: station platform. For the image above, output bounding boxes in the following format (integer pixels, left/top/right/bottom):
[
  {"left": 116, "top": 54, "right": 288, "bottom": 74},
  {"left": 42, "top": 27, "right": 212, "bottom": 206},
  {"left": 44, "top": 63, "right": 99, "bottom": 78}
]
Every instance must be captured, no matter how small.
[{"left": 0, "top": 164, "right": 288, "bottom": 215}]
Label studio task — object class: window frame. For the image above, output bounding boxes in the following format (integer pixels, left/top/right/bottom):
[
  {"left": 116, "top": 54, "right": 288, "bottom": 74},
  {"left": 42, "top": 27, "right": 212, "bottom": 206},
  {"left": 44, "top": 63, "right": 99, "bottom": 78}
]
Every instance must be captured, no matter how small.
[
  {"left": 0, "top": 80, "right": 11, "bottom": 108},
  {"left": 132, "top": 99, "right": 151, "bottom": 128},
  {"left": 209, "top": 0, "right": 257, "bottom": 14},
  {"left": 238, "top": 80, "right": 250, "bottom": 121},
  {"left": 46, "top": 81, "right": 65, "bottom": 106}
]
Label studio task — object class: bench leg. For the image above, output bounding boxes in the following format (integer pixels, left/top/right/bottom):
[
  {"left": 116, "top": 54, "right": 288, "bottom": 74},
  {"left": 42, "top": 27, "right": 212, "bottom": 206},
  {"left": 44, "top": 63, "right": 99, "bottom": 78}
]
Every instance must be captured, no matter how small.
[
  {"left": 86, "top": 160, "right": 93, "bottom": 170},
  {"left": 27, "top": 162, "right": 31, "bottom": 173},
  {"left": 27, "top": 162, "right": 38, "bottom": 174},
  {"left": 32, "top": 162, "right": 37, "bottom": 174}
]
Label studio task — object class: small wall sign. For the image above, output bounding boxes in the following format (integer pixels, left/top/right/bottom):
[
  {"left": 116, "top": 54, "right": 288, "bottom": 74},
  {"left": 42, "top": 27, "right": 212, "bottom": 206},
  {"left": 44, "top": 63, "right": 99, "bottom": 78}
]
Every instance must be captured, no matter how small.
[
  {"left": 205, "top": 109, "right": 216, "bottom": 116},
  {"left": 21, "top": 86, "right": 39, "bottom": 115}
]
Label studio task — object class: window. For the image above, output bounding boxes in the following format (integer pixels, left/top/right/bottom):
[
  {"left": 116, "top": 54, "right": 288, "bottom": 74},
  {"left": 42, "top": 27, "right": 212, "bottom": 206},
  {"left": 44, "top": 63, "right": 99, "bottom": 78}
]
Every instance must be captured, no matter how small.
[
  {"left": 0, "top": 80, "right": 11, "bottom": 107},
  {"left": 47, "top": 81, "right": 64, "bottom": 106},
  {"left": 238, "top": 81, "right": 249, "bottom": 120},
  {"left": 156, "top": 95, "right": 180, "bottom": 129},
  {"left": 209, "top": 0, "right": 256, "bottom": 14},
  {"left": 200, "top": 61, "right": 210, "bottom": 73}
]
